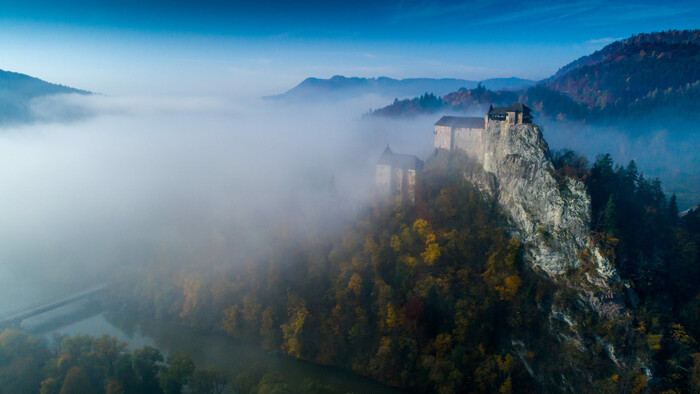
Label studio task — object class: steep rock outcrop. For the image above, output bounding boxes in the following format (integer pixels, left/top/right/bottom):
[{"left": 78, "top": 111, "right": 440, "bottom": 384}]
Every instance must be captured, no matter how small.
[
  {"left": 462, "top": 121, "right": 622, "bottom": 317},
  {"left": 450, "top": 120, "right": 651, "bottom": 389},
  {"left": 480, "top": 121, "right": 606, "bottom": 276}
]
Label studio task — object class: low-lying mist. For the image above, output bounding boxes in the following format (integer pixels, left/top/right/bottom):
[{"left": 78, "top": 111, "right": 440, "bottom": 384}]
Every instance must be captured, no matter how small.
[
  {"left": 5, "top": 91, "right": 696, "bottom": 314},
  {"left": 0, "top": 93, "right": 434, "bottom": 313},
  {"left": 540, "top": 118, "right": 700, "bottom": 209}
]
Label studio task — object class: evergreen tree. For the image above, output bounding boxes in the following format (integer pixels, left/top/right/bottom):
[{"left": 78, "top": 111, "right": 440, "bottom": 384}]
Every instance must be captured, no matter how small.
[
  {"left": 668, "top": 194, "right": 679, "bottom": 225},
  {"left": 603, "top": 195, "right": 619, "bottom": 237}
]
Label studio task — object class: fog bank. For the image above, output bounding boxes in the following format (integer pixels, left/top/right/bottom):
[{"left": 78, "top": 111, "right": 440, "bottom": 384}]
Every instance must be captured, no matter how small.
[
  {"left": 541, "top": 119, "right": 700, "bottom": 209},
  {"left": 0, "top": 94, "right": 432, "bottom": 313}
]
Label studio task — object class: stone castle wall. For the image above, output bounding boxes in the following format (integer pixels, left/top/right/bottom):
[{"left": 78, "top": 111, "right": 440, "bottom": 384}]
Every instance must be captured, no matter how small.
[
  {"left": 406, "top": 169, "right": 417, "bottom": 203},
  {"left": 376, "top": 164, "right": 393, "bottom": 196},
  {"left": 453, "top": 127, "right": 484, "bottom": 162},
  {"left": 435, "top": 124, "right": 485, "bottom": 162},
  {"left": 434, "top": 125, "right": 454, "bottom": 150},
  {"left": 376, "top": 165, "right": 418, "bottom": 203}
]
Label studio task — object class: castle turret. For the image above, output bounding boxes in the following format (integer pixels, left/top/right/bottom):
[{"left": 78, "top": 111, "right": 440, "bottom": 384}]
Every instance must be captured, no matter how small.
[{"left": 487, "top": 103, "right": 532, "bottom": 125}]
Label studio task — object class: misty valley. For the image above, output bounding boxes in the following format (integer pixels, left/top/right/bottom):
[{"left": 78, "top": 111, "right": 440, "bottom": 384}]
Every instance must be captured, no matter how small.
[{"left": 0, "top": 7, "right": 699, "bottom": 394}]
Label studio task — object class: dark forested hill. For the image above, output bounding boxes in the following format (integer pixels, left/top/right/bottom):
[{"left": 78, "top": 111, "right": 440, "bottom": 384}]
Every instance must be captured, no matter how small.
[
  {"left": 109, "top": 151, "right": 700, "bottom": 393},
  {"left": 0, "top": 69, "right": 90, "bottom": 124},
  {"left": 370, "top": 30, "right": 700, "bottom": 122},
  {"left": 369, "top": 85, "right": 520, "bottom": 118},
  {"left": 540, "top": 30, "right": 699, "bottom": 117},
  {"left": 266, "top": 75, "right": 535, "bottom": 102}
]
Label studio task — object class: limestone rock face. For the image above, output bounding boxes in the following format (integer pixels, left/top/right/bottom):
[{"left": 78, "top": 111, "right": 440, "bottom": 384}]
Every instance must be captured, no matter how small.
[
  {"left": 479, "top": 122, "right": 611, "bottom": 277},
  {"left": 461, "top": 121, "right": 631, "bottom": 388}
]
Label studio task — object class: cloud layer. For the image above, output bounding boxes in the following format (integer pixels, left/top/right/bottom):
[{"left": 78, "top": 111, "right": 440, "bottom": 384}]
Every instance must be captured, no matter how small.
[{"left": 0, "top": 93, "right": 434, "bottom": 313}]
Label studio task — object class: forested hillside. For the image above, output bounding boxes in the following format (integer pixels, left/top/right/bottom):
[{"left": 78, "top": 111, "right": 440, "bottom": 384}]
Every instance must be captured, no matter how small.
[
  {"left": 368, "top": 86, "right": 518, "bottom": 118},
  {"left": 0, "top": 69, "right": 90, "bottom": 124},
  {"left": 539, "top": 30, "right": 699, "bottom": 120},
  {"left": 370, "top": 30, "right": 700, "bottom": 123},
  {"left": 546, "top": 30, "right": 699, "bottom": 108},
  {"left": 109, "top": 151, "right": 700, "bottom": 393},
  {"left": 0, "top": 330, "right": 230, "bottom": 394}
]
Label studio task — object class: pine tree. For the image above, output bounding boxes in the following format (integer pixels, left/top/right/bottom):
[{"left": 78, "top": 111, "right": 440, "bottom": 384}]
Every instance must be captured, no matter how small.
[
  {"left": 668, "top": 193, "right": 679, "bottom": 225},
  {"left": 603, "top": 195, "right": 619, "bottom": 237}
]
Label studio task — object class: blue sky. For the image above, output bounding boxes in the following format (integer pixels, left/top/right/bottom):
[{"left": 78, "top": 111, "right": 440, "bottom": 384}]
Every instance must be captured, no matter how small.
[{"left": 0, "top": 0, "right": 697, "bottom": 96}]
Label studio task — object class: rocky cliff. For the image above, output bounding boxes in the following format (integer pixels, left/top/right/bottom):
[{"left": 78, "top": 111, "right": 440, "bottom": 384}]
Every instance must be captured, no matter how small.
[
  {"left": 463, "top": 121, "right": 639, "bottom": 388},
  {"left": 479, "top": 121, "right": 614, "bottom": 278}
]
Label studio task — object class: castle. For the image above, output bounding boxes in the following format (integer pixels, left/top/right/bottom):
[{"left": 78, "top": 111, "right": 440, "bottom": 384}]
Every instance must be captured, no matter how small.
[
  {"left": 486, "top": 103, "right": 533, "bottom": 126},
  {"left": 376, "top": 103, "right": 532, "bottom": 203},
  {"left": 434, "top": 103, "right": 532, "bottom": 157},
  {"left": 375, "top": 146, "right": 424, "bottom": 203}
]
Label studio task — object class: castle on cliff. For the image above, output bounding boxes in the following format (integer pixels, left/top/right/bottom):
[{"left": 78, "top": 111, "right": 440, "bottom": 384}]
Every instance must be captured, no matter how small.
[
  {"left": 434, "top": 103, "right": 532, "bottom": 156},
  {"left": 376, "top": 103, "right": 532, "bottom": 203}
]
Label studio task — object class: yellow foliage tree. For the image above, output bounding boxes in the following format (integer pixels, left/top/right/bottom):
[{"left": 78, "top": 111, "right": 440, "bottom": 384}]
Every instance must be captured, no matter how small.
[
  {"left": 496, "top": 275, "right": 522, "bottom": 301},
  {"left": 422, "top": 242, "right": 441, "bottom": 265},
  {"left": 412, "top": 219, "right": 429, "bottom": 237},
  {"left": 347, "top": 273, "right": 363, "bottom": 296},
  {"left": 221, "top": 305, "right": 239, "bottom": 337},
  {"left": 180, "top": 276, "right": 207, "bottom": 325},
  {"left": 390, "top": 235, "right": 401, "bottom": 253},
  {"left": 385, "top": 303, "right": 399, "bottom": 330},
  {"left": 281, "top": 305, "right": 309, "bottom": 358},
  {"left": 432, "top": 333, "right": 453, "bottom": 357},
  {"left": 242, "top": 295, "right": 262, "bottom": 332},
  {"left": 671, "top": 323, "right": 693, "bottom": 345},
  {"left": 499, "top": 376, "right": 512, "bottom": 394}
]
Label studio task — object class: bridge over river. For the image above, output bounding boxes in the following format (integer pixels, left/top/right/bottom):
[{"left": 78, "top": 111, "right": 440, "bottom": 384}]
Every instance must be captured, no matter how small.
[{"left": 0, "top": 283, "right": 108, "bottom": 329}]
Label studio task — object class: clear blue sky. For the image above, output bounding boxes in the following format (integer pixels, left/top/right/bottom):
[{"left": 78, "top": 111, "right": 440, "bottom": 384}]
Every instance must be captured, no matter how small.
[{"left": 0, "top": 0, "right": 697, "bottom": 96}]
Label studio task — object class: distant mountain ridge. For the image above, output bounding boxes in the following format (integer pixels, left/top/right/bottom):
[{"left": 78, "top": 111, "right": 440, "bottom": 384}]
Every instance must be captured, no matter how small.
[
  {"left": 548, "top": 30, "right": 699, "bottom": 83},
  {"left": 370, "top": 29, "right": 700, "bottom": 123},
  {"left": 540, "top": 30, "right": 699, "bottom": 113},
  {"left": 265, "top": 75, "right": 535, "bottom": 101},
  {"left": 0, "top": 69, "right": 90, "bottom": 125}
]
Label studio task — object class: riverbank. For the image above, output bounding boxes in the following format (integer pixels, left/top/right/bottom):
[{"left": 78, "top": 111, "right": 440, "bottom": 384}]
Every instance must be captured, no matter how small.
[{"left": 44, "top": 311, "right": 406, "bottom": 393}]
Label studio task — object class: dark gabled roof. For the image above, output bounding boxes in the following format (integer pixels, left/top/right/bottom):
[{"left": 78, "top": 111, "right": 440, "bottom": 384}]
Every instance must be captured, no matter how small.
[
  {"left": 377, "top": 146, "right": 424, "bottom": 170},
  {"left": 434, "top": 116, "right": 485, "bottom": 129},
  {"left": 488, "top": 103, "right": 532, "bottom": 115}
]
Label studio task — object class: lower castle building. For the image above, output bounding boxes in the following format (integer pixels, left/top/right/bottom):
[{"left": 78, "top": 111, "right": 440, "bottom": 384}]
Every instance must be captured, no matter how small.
[
  {"left": 434, "top": 116, "right": 486, "bottom": 161},
  {"left": 376, "top": 146, "right": 423, "bottom": 203}
]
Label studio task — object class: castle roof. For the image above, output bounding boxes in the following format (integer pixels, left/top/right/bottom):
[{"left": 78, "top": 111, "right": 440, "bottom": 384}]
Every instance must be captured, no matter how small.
[
  {"left": 488, "top": 103, "right": 532, "bottom": 115},
  {"left": 377, "top": 146, "right": 424, "bottom": 170},
  {"left": 435, "top": 116, "right": 485, "bottom": 129}
]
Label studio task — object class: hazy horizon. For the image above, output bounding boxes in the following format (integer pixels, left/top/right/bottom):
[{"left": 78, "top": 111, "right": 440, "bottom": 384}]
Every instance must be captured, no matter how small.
[{"left": 2, "top": 0, "right": 698, "bottom": 96}]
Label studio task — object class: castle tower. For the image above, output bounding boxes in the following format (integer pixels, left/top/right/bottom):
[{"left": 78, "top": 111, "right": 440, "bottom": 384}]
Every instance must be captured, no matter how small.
[
  {"left": 376, "top": 146, "right": 423, "bottom": 204},
  {"left": 486, "top": 103, "right": 533, "bottom": 125}
]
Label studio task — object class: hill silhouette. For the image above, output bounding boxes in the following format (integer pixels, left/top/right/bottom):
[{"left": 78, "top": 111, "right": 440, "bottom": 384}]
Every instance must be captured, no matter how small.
[
  {"left": 266, "top": 75, "right": 535, "bottom": 102},
  {"left": 371, "top": 30, "right": 700, "bottom": 123},
  {"left": 0, "top": 69, "right": 90, "bottom": 124}
]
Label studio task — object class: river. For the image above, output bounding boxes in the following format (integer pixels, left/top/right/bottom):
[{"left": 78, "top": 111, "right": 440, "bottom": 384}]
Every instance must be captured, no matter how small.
[{"left": 45, "top": 311, "right": 405, "bottom": 393}]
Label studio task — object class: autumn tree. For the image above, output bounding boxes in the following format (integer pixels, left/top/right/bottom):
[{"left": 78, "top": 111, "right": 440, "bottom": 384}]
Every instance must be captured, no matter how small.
[
  {"left": 159, "top": 353, "right": 195, "bottom": 394},
  {"left": 132, "top": 346, "right": 163, "bottom": 394},
  {"left": 59, "top": 367, "right": 92, "bottom": 394},
  {"left": 190, "top": 366, "right": 228, "bottom": 394}
]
